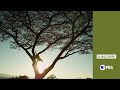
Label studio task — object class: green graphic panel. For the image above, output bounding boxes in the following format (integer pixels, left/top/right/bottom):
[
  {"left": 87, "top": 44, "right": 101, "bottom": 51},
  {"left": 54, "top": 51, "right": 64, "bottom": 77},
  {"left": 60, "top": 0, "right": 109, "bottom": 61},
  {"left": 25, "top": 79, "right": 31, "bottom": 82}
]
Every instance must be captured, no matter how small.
[{"left": 93, "top": 11, "right": 120, "bottom": 79}]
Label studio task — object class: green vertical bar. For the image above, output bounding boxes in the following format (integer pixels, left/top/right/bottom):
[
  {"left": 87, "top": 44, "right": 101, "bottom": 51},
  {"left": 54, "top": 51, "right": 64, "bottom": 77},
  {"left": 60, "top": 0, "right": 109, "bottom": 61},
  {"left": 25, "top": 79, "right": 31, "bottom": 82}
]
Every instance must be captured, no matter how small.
[{"left": 93, "top": 11, "right": 120, "bottom": 79}]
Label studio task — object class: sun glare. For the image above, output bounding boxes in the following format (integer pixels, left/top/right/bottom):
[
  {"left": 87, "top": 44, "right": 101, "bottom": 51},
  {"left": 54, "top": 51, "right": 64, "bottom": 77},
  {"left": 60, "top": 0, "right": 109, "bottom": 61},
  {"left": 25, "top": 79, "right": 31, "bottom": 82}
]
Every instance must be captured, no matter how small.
[{"left": 37, "top": 62, "right": 47, "bottom": 74}]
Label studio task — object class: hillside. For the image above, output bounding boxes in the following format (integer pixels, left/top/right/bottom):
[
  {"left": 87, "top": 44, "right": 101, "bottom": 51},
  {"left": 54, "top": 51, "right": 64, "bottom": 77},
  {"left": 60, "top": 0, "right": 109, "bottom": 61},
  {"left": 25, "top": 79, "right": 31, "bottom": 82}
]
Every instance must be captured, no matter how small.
[{"left": 0, "top": 73, "right": 17, "bottom": 79}]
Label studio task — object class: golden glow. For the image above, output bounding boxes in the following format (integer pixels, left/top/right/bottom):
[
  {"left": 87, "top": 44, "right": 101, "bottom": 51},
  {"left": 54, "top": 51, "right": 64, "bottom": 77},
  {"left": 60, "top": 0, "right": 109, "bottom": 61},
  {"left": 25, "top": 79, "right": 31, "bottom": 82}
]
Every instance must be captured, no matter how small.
[{"left": 37, "top": 62, "right": 47, "bottom": 74}]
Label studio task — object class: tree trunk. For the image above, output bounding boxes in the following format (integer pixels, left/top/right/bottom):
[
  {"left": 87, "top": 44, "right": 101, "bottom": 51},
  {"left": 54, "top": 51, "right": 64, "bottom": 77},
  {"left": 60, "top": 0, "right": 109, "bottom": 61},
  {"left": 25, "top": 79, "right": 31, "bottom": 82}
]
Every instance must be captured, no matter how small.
[
  {"left": 32, "top": 58, "right": 59, "bottom": 79},
  {"left": 32, "top": 62, "right": 43, "bottom": 79}
]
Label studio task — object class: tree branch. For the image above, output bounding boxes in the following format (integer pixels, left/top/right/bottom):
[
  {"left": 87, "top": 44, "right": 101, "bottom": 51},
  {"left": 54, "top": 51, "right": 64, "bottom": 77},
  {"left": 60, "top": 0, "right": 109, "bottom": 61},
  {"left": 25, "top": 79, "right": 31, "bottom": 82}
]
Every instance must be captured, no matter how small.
[
  {"left": 20, "top": 40, "right": 33, "bottom": 50},
  {"left": 60, "top": 50, "right": 70, "bottom": 59},
  {"left": 9, "top": 11, "right": 37, "bottom": 35},
  {"left": 22, "top": 22, "right": 37, "bottom": 35},
  {"left": 88, "top": 26, "right": 92, "bottom": 28},
  {"left": 37, "top": 11, "right": 63, "bottom": 36},
  {"left": 63, "top": 12, "right": 73, "bottom": 24},
  {"left": 60, "top": 47, "right": 77, "bottom": 59},
  {"left": 30, "top": 13, "right": 55, "bottom": 54},
  {"left": 84, "top": 31, "right": 93, "bottom": 38},
  {"left": 40, "top": 16, "right": 92, "bottom": 77},
  {"left": 71, "top": 23, "right": 75, "bottom": 39},
  {"left": 32, "top": 35, "right": 38, "bottom": 56},
  {"left": 14, "top": 38, "right": 32, "bottom": 60},
  {"left": 0, "top": 28, "right": 32, "bottom": 60},
  {"left": 26, "top": 45, "right": 32, "bottom": 50},
  {"left": 32, "top": 12, "right": 66, "bottom": 56},
  {"left": 60, "top": 50, "right": 80, "bottom": 59},
  {"left": 26, "top": 11, "right": 32, "bottom": 27},
  {"left": 38, "top": 34, "right": 69, "bottom": 54}
]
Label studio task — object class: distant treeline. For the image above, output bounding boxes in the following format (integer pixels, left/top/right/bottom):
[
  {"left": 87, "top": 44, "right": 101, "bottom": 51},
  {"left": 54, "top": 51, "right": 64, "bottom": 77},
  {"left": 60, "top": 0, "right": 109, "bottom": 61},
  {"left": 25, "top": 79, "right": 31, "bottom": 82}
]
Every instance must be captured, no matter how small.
[{"left": 9, "top": 75, "right": 29, "bottom": 79}]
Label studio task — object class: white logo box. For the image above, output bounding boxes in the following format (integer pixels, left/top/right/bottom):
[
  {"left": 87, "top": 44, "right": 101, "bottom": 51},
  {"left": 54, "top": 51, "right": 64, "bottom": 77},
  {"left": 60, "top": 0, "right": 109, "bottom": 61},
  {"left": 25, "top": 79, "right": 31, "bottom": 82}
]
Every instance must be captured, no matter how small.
[{"left": 96, "top": 54, "right": 117, "bottom": 59}]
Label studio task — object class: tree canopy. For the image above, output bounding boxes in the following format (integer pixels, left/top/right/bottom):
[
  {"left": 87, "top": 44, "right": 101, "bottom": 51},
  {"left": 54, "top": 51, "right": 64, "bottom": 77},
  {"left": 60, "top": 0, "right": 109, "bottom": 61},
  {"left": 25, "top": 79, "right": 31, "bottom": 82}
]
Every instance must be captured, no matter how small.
[{"left": 0, "top": 11, "right": 93, "bottom": 79}]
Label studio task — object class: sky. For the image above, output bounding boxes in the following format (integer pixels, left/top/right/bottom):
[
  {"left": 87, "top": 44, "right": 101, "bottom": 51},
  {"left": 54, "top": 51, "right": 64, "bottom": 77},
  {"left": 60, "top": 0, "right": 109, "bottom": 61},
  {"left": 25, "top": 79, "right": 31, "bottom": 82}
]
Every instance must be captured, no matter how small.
[{"left": 0, "top": 40, "right": 93, "bottom": 79}]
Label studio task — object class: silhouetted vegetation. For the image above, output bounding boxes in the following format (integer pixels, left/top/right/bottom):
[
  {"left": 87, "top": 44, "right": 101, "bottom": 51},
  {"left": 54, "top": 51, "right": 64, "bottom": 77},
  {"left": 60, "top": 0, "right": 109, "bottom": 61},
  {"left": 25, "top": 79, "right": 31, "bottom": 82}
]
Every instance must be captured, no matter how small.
[
  {"left": 47, "top": 74, "right": 57, "bottom": 79},
  {"left": 9, "top": 75, "right": 29, "bottom": 79},
  {"left": 0, "top": 11, "right": 93, "bottom": 79}
]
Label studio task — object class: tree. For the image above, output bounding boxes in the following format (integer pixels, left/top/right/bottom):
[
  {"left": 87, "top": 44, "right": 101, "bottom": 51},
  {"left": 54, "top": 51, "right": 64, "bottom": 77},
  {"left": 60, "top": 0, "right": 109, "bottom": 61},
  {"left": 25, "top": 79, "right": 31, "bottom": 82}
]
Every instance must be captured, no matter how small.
[
  {"left": 47, "top": 74, "right": 57, "bottom": 79},
  {"left": 0, "top": 11, "right": 93, "bottom": 79}
]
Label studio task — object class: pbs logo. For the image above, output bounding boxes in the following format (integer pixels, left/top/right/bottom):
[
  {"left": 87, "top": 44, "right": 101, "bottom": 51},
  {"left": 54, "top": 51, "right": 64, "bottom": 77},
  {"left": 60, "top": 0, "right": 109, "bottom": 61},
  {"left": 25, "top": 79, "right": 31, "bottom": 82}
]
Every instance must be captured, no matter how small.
[
  {"left": 100, "top": 64, "right": 113, "bottom": 70},
  {"left": 100, "top": 65, "right": 105, "bottom": 70}
]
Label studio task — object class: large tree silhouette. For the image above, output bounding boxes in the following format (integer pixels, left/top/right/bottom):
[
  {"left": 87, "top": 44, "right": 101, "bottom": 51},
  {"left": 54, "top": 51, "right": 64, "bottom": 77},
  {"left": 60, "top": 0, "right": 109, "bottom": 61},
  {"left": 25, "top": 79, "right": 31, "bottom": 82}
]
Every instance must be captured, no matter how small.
[{"left": 0, "top": 11, "right": 93, "bottom": 79}]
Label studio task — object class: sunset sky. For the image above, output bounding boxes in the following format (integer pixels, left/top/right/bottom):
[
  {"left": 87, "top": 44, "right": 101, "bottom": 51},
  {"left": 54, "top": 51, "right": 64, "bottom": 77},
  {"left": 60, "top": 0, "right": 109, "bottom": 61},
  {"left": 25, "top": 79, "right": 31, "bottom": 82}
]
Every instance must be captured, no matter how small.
[{"left": 0, "top": 40, "right": 93, "bottom": 79}]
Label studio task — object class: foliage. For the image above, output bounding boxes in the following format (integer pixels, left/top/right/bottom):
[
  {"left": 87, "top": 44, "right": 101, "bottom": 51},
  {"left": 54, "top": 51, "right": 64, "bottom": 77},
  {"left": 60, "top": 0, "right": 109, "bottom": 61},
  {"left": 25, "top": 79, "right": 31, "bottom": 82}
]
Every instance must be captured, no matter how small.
[
  {"left": 9, "top": 75, "right": 29, "bottom": 79},
  {"left": 0, "top": 11, "right": 92, "bottom": 55},
  {"left": 0, "top": 11, "right": 93, "bottom": 79},
  {"left": 47, "top": 74, "right": 57, "bottom": 79}
]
